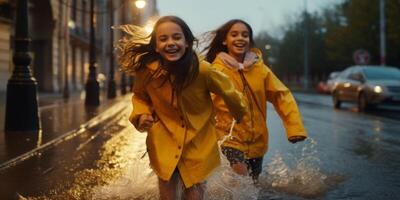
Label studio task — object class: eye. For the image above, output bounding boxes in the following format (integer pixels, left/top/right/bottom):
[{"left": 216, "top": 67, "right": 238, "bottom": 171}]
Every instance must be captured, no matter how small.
[
  {"left": 158, "top": 35, "right": 168, "bottom": 42},
  {"left": 172, "top": 33, "right": 183, "bottom": 40},
  {"left": 230, "top": 31, "right": 238, "bottom": 37},
  {"left": 242, "top": 32, "right": 249, "bottom": 38}
]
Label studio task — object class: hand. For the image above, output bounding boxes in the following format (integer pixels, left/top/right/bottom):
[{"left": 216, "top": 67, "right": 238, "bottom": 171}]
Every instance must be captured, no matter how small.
[
  {"left": 288, "top": 135, "right": 306, "bottom": 144},
  {"left": 234, "top": 116, "right": 242, "bottom": 124},
  {"left": 137, "top": 114, "right": 154, "bottom": 132},
  {"left": 233, "top": 119, "right": 240, "bottom": 124}
]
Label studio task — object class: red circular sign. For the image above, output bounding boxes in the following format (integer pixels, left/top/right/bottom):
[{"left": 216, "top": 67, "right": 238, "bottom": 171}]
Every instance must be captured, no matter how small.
[{"left": 353, "top": 49, "right": 370, "bottom": 65}]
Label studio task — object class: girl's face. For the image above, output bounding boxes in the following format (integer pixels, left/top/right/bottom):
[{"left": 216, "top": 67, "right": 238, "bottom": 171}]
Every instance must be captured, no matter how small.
[
  {"left": 224, "top": 22, "right": 250, "bottom": 62},
  {"left": 155, "top": 21, "right": 188, "bottom": 62}
]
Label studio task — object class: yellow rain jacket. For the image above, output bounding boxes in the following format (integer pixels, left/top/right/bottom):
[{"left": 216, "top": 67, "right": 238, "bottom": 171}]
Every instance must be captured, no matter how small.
[
  {"left": 129, "top": 60, "right": 247, "bottom": 188},
  {"left": 212, "top": 48, "right": 307, "bottom": 159}
]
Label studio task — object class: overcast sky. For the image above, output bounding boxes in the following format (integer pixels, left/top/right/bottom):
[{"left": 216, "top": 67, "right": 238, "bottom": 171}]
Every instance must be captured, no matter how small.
[{"left": 157, "top": 0, "right": 341, "bottom": 37}]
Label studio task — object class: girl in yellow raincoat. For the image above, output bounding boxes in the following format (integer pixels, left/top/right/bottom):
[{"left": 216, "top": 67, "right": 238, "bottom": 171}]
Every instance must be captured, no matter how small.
[
  {"left": 203, "top": 19, "right": 308, "bottom": 181},
  {"left": 118, "top": 16, "right": 247, "bottom": 199}
]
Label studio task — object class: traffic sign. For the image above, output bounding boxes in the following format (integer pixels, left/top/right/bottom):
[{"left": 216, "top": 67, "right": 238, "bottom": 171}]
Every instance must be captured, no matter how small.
[{"left": 353, "top": 49, "right": 370, "bottom": 65}]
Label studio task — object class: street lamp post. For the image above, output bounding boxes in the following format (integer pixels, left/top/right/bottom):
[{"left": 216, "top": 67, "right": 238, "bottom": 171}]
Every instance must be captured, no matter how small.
[
  {"left": 63, "top": 0, "right": 70, "bottom": 100},
  {"left": 107, "top": 0, "right": 116, "bottom": 99},
  {"left": 303, "top": 0, "right": 310, "bottom": 90},
  {"left": 379, "top": 0, "right": 386, "bottom": 65},
  {"left": 85, "top": 0, "right": 100, "bottom": 106},
  {"left": 264, "top": 44, "right": 272, "bottom": 69},
  {"left": 5, "top": 0, "right": 40, "bottom": 132},
  {"left": 119, "top": 0, "right": 147, "bottom": 95}
]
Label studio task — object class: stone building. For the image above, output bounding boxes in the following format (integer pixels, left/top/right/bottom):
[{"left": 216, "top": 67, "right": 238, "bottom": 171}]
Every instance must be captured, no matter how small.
[{"left": 0, "top": 0, "right": 158, "bottom": 94}]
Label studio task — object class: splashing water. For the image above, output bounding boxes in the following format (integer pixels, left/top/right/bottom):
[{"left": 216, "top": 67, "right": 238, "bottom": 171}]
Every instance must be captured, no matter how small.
[
  {"left": 27, "top": 121, "right": 344, "bottom": 200},
  {"left": 205, "top": 158, "right": 260, "bottom": 200},
  {"left": 92, "top": 120, "right": 260, "bottom": 200},
  {"left": 258, "top": 138, "right": 345, "bottom": 199},
  {"left": 92, "top": 128, "right": 159, "bottom": 200},
  {"left": 204, "top": 119, "right": 260, "bottom": 200},
  {"left": 92, "top": 125, "right": 343, "bottom": 199}
]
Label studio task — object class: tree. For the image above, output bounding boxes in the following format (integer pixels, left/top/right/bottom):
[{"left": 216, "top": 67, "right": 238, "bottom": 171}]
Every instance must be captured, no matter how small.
[
  {"left": 256, "top": 0, "right": 400, "bottom": 86},
  {"left": 254, "top": 31, "right": 280, "bottom": 71},
  {"left": 325, "top": 0, "right": 400, "bottom": 68},
  {"left": 271, "top": 11, "right": 328, "bottom": 82}
]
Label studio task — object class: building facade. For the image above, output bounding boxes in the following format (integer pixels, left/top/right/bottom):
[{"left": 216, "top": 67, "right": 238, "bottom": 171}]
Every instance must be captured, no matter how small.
[
  {"left": 0, "top": 0, "right": 158, "bottom": 95},
  {"left": 0, "top": 0, "right": 12, "bottom": 91}
]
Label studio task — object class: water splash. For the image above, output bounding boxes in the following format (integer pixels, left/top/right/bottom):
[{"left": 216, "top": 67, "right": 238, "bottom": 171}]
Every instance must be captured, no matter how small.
[
  {"left": 258, "top": 138, "right": 345, "bottom": 199},
  {"left": 92, "top": 122, "right": 260, "bottom": 200},
  {"left": 92, "top": 159, "right": 159, "bottom": 200},
  {"left": 206, "top": 118, "right": 260, "bottom": 200},
  {"left": 92, "top": 133, "right": 260, "bottom": 200},
  {"left": 205, "top": 159, "right": 260, "bottom": 200},
  {"left": 92, "top": 127, "right": 159, "bottom": 200},
  {"left": 29, "top": 124, "right": 343, "bottom": 199}
]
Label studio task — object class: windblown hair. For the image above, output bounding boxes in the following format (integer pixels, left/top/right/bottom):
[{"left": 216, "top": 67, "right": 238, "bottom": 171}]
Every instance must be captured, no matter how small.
[
  {"left": 203, "top": 19, "right": 255, "bottom": 63},
  {"left": 118, "top": 16, "right": 199, "bottom": 93}
]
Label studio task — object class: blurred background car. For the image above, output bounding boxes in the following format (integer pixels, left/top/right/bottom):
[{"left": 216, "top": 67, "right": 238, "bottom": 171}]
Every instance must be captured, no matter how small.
[{"left": 331, "top": 65, "right": 400, "bottom": 112}]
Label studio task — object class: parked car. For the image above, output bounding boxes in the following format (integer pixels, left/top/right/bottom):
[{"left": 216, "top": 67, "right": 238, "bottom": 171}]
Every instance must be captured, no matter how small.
[{"left": 331, "top": 65, "right": 400, "bottom": 111}]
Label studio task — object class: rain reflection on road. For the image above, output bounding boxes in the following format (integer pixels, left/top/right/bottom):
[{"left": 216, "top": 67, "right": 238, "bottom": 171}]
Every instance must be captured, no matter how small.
[
  {"left": 30, "top": 114, "right": 342, "bottom": 200},
  {"left": 14, "top": 93, "right": 400, "bottom": 200}
]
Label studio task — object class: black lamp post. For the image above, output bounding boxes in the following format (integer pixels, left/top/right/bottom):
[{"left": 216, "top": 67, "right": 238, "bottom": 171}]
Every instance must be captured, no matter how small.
[
  {"left": 63, "top": 0, "right": 70, "bottom": 100},
  {"left": 5, "top": 0, "right": 40, "bottom": 132},
  {"left": 85, "top": 0, "right": 100, "bottom": 106},
  {"left": 107, "top": 0, "right": 116, "bottom": 99},
  {"left": 303, "top": 0, "right": 309, "bottom": 90}
]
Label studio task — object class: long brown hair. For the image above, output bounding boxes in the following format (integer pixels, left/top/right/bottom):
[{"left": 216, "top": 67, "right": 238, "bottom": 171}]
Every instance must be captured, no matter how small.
[
  {"left": 203, "top": 19, "right": 255, "bottom": 63},
  {"left": 119, "top": 16, "right": 199, "bottom": 92}
]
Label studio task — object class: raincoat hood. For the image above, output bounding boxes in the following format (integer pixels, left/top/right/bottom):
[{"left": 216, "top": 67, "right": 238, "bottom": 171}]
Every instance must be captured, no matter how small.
[{"left": 216, "top": 49, "right": 260, "bottom": 71}]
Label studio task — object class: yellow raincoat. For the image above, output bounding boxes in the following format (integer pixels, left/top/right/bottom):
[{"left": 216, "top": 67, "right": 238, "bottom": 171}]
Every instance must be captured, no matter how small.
[
  {"left": 129, "top": 60, "right": 247, "bottom": 188},
  {"left": 212, "top": 48, "right": 307, "bottom": 159}
]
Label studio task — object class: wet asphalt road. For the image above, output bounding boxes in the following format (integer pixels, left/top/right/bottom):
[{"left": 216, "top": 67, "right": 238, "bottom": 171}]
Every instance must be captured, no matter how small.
[
  {"left": 0, "top": 93, "right": 399, "bottom": 200},
  {"left": 272, "top": 94, "right": 400, "bottom": 200}
]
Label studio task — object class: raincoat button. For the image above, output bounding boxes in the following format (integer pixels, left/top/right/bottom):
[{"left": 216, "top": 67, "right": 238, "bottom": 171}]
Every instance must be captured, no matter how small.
[
  {"left": 175, "top": 155, "right": 179, "bottom": 159},
  {"left": 178, "top": 146, "right": 182, "bottom": 149},
  {"left": 181, "top": 124, "right": 185, "bottom": 128}
]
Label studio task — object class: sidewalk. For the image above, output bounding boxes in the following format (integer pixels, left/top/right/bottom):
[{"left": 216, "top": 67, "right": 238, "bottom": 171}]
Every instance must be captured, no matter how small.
[{"left": 0, "top": 90, "right": 131, "bottom": 168}]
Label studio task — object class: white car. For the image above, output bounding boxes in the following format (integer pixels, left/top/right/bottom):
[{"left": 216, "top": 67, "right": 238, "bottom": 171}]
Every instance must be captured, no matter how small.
[{"left": 331, "top": 66, "right": 400, "bottom": 111}]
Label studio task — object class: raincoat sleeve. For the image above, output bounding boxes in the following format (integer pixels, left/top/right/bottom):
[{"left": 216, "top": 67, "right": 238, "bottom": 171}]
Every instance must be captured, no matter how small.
[
  {"left": 264, "top": 67, "right": 307, "bottom": 139},
  {"left": 129, "top": 73, "right": 153, "bottom": 128},
  {"left": 207, "top": 67, "right": 247, "bottom": 121}
]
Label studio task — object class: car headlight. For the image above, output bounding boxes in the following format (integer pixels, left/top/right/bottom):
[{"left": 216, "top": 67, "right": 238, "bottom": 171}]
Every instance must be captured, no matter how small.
[{"left": 373, "top": 86, "right": 383, "bottom": 93}]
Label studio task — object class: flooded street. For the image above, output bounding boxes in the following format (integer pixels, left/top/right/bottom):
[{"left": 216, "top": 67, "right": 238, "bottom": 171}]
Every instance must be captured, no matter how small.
[{"left": 0, "top": 93, "right": 399, "bottom": 199}]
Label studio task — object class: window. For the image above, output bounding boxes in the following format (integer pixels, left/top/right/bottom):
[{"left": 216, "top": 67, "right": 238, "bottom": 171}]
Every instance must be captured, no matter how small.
[
  {"left": 82, "top": 0, "right": 87, "bottom": 33},
  {"left": 71, "top": 0, "right": 77, "bottom": 21}
]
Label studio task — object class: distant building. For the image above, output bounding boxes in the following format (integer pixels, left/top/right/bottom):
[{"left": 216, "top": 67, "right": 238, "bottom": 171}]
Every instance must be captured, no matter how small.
[
  {"left": 0, "top": 0, "right": 12, "bottom": 91},
  {"left": 0, "top": 0, "right": 158, "bottom": 94}
]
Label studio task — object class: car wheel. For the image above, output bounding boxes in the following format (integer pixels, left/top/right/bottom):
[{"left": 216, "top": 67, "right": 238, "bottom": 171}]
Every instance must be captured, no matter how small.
[
  {"left": 358, "top": 92, "right": 368, "bottom": 112},
  {"left": 333, "top": 91, "right": 341, "bottom": 109}
]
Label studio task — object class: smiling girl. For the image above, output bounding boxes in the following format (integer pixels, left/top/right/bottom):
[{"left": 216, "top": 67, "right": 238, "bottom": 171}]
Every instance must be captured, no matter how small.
[
  {"left": 204, "top": 19, "right": 307, "bottom": 182},
  {"left": 118, "top": 16, "right": 247, "bottom": 199}
]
